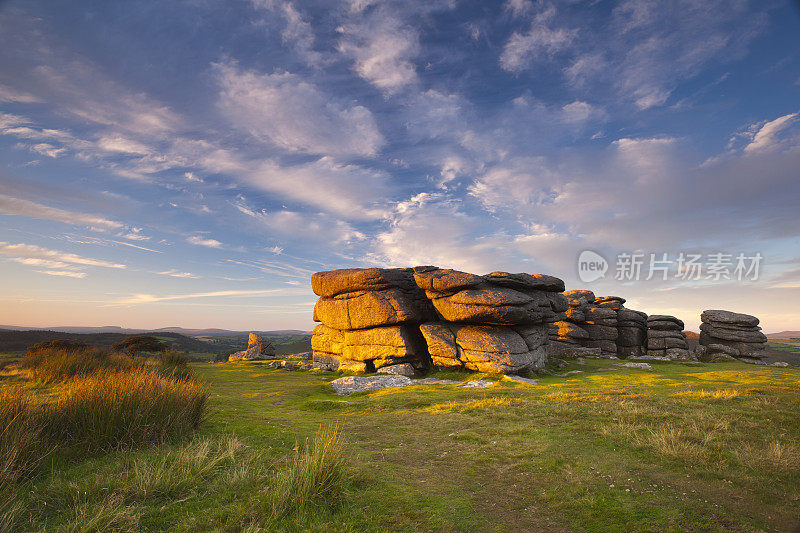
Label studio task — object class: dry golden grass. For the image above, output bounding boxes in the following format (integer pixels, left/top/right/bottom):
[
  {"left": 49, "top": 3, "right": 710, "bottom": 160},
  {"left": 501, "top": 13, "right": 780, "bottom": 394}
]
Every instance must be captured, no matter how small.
[
  {"left": 673, "top": 388, "right": 742, "bottom": 400},
  {"left": 420, "top": 397, "right": 522, "bottom": 413},
  {"left": 266, "top": 427, "right": 347, "bottom": 520},
  {"left": 0, "top": 389, "right": 49, "bottom": 495},
  {"left": 47, "top": 369, "right": 207, "bottom": 452},
  {"left": 735, "top": 440, "right": 800, "bottom": 474}
]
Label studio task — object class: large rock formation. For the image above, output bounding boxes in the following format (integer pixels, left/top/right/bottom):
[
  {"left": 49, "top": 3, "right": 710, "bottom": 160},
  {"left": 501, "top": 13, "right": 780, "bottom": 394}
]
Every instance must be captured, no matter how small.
[
  {"left": 414, "top": 268, "right": 564, "bottom": 373},
  {"left": 311, "top": 268, "right": 433, "bottom": 372},
  {"left": 698, "top": 310, "right": 767, "bottom": 364},
  {"left": 311, "top": 267, "right": 565, "bottom": 374},
  {"left": 229, "top": 333, "right": 276, "bottom": 361},
  {"left": 645, "top": 315, "right": 691, "bottom": 359},
  {"left": 550, "top": 292, "right": 648, "bottom": 358}
]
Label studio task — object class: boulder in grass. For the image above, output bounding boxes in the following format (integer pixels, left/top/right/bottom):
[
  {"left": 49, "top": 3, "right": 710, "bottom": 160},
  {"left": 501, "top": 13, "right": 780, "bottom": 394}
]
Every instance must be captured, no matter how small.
[
  {"left": 698, "top": 310, "right": 767, "bottom": 363},
  {"left": 330, "top": 375, "right": 413, "bottom": 395},
  {"left": 377, "top": 363, "right": 416, "bottom": 377},
  {"left": 228, "top": 333, "right": 275, "bottom": 361}
]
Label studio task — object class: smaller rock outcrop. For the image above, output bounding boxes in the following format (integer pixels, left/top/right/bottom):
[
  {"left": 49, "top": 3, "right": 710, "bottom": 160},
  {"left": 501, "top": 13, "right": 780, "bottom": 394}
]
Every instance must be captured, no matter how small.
[
  {"left": 229, "top": 333, "right": 276, "bottom": 361},
  {"left": 645, "top": 315, "right": 691, "bottom": 359},
  {"left": 616, "top": 308, "right": 648, "bottom": 358},
  {"left": 698, "top": 310, "right": 767, "bottom": 364}
]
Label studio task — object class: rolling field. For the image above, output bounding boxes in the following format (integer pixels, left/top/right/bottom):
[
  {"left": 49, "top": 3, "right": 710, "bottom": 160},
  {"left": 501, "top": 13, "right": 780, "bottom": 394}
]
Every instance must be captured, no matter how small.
[{"left": 3, "top": 358, "right": 800, "bottom": 531}]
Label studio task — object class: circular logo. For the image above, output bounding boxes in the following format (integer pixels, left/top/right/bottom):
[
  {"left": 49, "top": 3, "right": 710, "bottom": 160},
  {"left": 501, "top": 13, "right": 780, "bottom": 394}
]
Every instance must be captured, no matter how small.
[{"left": 577, "top": 250, "right": 608, "bottom": 283}]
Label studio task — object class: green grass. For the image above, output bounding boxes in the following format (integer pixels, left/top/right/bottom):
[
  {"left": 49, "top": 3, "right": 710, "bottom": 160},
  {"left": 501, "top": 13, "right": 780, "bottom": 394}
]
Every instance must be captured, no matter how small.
[
  {"left": 766, "top": 340, "right": 800, "bottom": 354},
  {"left": 2, "top": 356, "right": 800, "bottom": 531},
  {"left": 1, "top": 347, "right": 208, "bottom": 523}
]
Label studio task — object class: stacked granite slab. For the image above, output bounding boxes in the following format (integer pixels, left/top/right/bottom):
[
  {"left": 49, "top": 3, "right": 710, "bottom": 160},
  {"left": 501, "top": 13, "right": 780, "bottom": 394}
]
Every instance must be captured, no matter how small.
[
  {"left": 311, "top": 268, "right": 434, "bottom": 372},
  {"left": 550, "top": 292, "right": 649, "bottom": 358},
  {"left": 415, "top": 268, "right": 566, "bottom": 373},
  {"left": 615, "top": 307, "right": 649, "bottom": 358},
  {"left": 646, "top": 315, "right": 691, "bottom": 359},
  {"left": 584, "top": 296, "right": 622, "bottom": 356},
  {"left": 698, "top": 310, "right": 767, "bottom": 364},
  {"left": 311, "top": 267, "right": 566, "bottom": 374},
  {"left": 548, "top": 290, "right": 595, "bottom": 355}
]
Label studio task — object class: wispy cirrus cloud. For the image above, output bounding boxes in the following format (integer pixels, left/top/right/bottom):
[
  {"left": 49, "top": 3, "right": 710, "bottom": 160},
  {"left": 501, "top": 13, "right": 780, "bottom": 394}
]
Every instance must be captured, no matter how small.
[
  {"left": 0, "top": 193, "right": 124, "bottom": 231},
  {"left": 156, "top": 269, "right": 201, "bottom": 279},
  {"left": 0, "top": 242, "right": 126, "bottom": 269},
  {"left": 35, "top": 269, "right": 87, "bottom": 278},
  {"left": 215, "top": 61, "right": 384, "bottom": 157},
  {"left": 500, "top": 6, "right": 577, "bottom": 72},
  {"left": 117, "top": 288, "right": 304, "bottom": 304}
]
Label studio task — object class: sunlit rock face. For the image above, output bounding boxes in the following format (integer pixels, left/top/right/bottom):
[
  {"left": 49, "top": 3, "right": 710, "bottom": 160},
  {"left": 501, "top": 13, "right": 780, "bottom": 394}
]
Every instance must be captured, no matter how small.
[
  {"left": 698, "top": 310, "right": 767, "bottom": 364},
  {"left": 645, "top": 315, "right": 691, "bottom": 360},
  {"left": 310, "top": 267, "right": 565, "bottom": 374},
  {"left": 229, "top": 333, "right": 276, "bottom": 361}
]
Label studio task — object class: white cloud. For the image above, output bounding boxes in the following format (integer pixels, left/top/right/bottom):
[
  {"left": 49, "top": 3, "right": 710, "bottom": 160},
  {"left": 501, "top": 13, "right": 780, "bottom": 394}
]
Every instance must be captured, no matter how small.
[
  {"left": 268, "top": 245, "right": 284, "bottom": 254},
  {"left": 370, "top": 193, "right": 504, "bottom": 273},
  {"left": 245, "top": 156, "right": 392, "bottom": 220},
  {"left": 157, "top": 269, "right": 201, "bottom": 279},
  {"left": 118, "top": 288, "right": 301, "bottom": 304},
  {"left": 280, "top": 3, "right": 323, "bottom": 67},
  {"left": 215, "top": 62, "right": 384, "bottom": 157},
  {"left": 467, "top": 157, "right": 561, "bottom": 213},
  {"left": 337, "top": 7, "right": 419, "bottom": 93},
  {"left": 186, "top": 236, "right": 223, "bottom": 249},
  {"left": 404, "top": 90, "right": 466, "bottom": 141},
  {"left": 10, "top": 257, "right": 77, "bottom": 270},
  {"left": 744, "top": 113, "right": 799, "bottom": 154},
  {"left": 35, "top": 270, "right": 87, "bottom": 278},
  {"left": 96, "top": 135, "right": 153, "bottom": 155},
  {"left": 119, "top": 227, "right": 150, "bottom": 241},
  {"left": 0, "top": 242, "right": 126, "bottom": 269},
  {"left": 0, "top": 194, "right": 124, "bottom": 231},
  {"left": 500, "top": 7, "right": 576, "bottom": 72},
  {"left": 28, "top": 143, "right": 66, "bottom": 158},
  {"left": 561, "top": 101, "right": 595, "bottom": 123},
  {"left": 505, "top": 0, "right": 534, "bottom": 18},
  {"left": 235, "top": 200, "right": 366, "bottom": 246},
  {"left": 0, "top": 84, "right": 41, "bottom": 103}
]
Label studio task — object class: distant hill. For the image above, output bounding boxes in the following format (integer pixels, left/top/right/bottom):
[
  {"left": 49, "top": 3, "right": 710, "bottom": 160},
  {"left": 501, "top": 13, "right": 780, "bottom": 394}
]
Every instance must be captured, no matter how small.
[
  {"left": 0, "top": 328, "right": 312, "bottom": 356},
  {"left": 0, "top": 325, "right": 312, "bottom": 336},
  {"left": 0, "top": 329, "right": 222, "bottom": 354},
  {"left": 766, "top": 331, "right": 800, "bottom": 340},
  {"left": 683, "top": 331, "right": 700, "bottom": 339}
]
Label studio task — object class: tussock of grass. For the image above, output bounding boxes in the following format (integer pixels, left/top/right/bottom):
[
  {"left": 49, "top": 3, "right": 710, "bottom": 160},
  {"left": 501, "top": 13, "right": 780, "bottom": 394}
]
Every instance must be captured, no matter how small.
[
  {"left": 266, "top": 427, "right": 347, "bottom": 520},
  {"left": 47, "top": 370, "right": 207, "bottom": 452},
  {"left": 0, "top": 389, "right": 49, "bottom": 496},
  {"left": 21, "top": 346, "right": 192, "bottom": 385},
  {"left": 736, "top": 441, "right": 800, "bottom": 474},
  {"left": 123, "top": 435, "right": 247, "bottom": 500},
  {"left": 5, "top": 430, "right": 350, "bottom": 532}
]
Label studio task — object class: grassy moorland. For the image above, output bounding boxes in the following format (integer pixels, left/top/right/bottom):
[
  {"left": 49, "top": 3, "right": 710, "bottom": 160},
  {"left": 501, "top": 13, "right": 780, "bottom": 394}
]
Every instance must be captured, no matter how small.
[{"left": 2, "top": 355, "right": 799, "bottom": 532}]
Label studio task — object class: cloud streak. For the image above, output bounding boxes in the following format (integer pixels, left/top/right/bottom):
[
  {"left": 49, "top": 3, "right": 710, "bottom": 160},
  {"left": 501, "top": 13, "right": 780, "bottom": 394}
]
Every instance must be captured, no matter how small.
[
  {"left": 0, "top": 242, "right": 126, "bottom": 269},
  {"left": 0, "top": 194, "right": 124, "bottom": 231}
]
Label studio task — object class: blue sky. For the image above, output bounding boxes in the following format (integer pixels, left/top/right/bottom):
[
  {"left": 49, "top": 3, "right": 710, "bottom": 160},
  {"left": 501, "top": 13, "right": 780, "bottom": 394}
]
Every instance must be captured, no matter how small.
[{"left": 0, "top": 0, "right": 798, "bottom": 332}]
